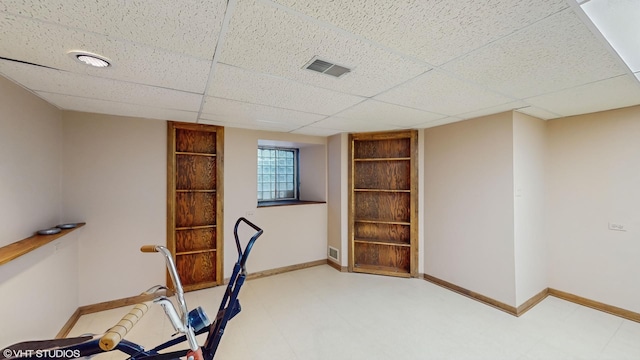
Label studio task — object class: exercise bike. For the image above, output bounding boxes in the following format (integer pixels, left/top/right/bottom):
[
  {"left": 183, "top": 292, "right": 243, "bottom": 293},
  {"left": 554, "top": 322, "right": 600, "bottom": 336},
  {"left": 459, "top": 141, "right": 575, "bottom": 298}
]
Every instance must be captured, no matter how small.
[{"left": 2, "top": 217, "right": 263, "bottom": 360}]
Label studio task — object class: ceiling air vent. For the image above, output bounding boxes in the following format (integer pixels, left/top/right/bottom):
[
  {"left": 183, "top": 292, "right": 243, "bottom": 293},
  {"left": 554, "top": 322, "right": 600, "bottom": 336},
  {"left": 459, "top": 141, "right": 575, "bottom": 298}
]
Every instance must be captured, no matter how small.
[{"left": 304, "top": 57, "right": 351, "bottom": 78}]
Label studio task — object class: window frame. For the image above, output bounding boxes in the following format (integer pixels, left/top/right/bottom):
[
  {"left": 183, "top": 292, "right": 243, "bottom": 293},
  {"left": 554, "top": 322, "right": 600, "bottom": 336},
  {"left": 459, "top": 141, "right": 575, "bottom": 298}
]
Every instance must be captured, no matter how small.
[{"left": 257, "top": 145, "right": 300, "bottom": 204}]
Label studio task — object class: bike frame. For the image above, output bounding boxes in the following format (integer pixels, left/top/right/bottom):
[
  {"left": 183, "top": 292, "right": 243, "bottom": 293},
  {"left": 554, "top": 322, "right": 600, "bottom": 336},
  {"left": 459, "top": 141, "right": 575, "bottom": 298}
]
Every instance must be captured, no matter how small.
[{"left": 1, "top": 217, "right": 263, "bottom": 360}]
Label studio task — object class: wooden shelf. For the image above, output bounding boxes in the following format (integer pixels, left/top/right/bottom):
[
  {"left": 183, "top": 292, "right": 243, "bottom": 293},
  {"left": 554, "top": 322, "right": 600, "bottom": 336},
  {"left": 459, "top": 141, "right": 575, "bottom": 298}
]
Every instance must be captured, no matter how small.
[
  {"left": 353, "top": 188, "right": 410, "bottom": 193},
  {"left": 353, "top": 264, "right": 411, "bottom": 278},
  {"left": 354, "top": 219, "right": 410, "bottom": 226},
  {"left": 175, "top": 151, "right": 216, "bottom": 157},
  {"left": 0, "top": 223, "right": 86, "bottom": 266},
  {"left": 354, "top": 157, "right": 410, "bottom": 162},
  {"left": 354, "top": 238, "right": 410, "bottom": 247},
  {"left": 176, "top": 249, "right": 216, "bottom": 256},
  {"left": 175, "top": 225, "right": 217, "bottom": 231},
  {"left": 176, "top": 189, "right": 216, "bottom": 193}
]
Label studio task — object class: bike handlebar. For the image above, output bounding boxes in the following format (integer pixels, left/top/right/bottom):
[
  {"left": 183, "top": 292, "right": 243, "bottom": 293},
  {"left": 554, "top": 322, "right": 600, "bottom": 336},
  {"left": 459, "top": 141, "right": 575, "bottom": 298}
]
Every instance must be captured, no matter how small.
[
  {"left": 140, "top": 245, "right": 158, "bottom": 253},
  {"left": 139, "top": 245, "right": 198, "bottom": 352},
  {"left": 128, "top": 218, "right": 262, "bottom": 357},
  {"left": 233, "top": 217, "right": 263, "bottom": 272},
  {"left": 236, "top": 216, "right": 262, "bottom": 233},
  {"left": 99, "top": 302, "right": 150, "bottom": 351}
]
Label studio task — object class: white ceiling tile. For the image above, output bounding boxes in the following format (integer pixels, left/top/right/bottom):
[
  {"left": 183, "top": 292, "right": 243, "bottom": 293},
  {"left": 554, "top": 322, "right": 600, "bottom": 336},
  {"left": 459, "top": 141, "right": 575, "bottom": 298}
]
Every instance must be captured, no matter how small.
[
  {"left": 200, "top": 97, "right": 325, "bottom": 127},
  {"left": 374, "top": 70, "right": 514, "bottom": 116},
  {"left": 2, "top": 0, "right": 226, "bottom": 59},
  {"left": 524, "top": 75, "right": 640, "bottom": 117},
  {"left": 219, "top": 0, "right": 429, "bottom": 97},
  {"left": 515, "top": 107, "right": 561, "bottom": 120},
  {"left": 270, "top": 0, "right": 569, "bottom": 66},
  {"left": 334, "top": 100, "right": 445, "bottom": 127},
  {"left": 1, "top": 0, "right": 637, "bottom": 134},
  {"left": 37, "top": 92, "right": 198, "bottom": 122},
  {"left": 198, "top": 115, "right": 300, "bottom": 132},
  {"left": 208, "top": 64, "right": 365, "bottom": 115},
  {"left": 309, "top": 116, "right": 402, "bottom": 133},
  {"left": 0, "top": 60, "right": 202, "bottom": 111},
  {"left": 414, "top": 117, "right": 465, "bottom": 129},
  {"left": 581, "top": 0, "right": 640, "bottom": 73},
  {"left": 456, "top": 101, "right": 528, "bottom": 120},
  {"left": 0, "top": 14, "right": 211, "bottom": 93},
  {"left": 441, "top": 9, "right": 626, "bottom": 99},
  {"left": 290, "top": 126, "right": 343, "bottom": 137}
]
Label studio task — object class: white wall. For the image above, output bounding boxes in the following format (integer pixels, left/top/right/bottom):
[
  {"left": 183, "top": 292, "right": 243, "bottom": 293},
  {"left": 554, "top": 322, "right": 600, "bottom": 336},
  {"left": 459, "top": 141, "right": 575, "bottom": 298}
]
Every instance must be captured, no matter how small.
[
  {"left": 326, "top": 133, "right": 346, "bottom": 265},
  {"left": 424, "top": 112, "right": 517, "bottom": 306},
  {"left": 418, "top": 129, "right": 426, "bottom": 274},
  {"left": 513, "top": 112, "right": 548, "bottom": 306},
  {"left": 299, "top": 144, "right": 327, "bottom": 202},
  {"left": 5, "top": 66, "right": 640, "bottom": 345},
  {"left": 0, "top": 76, "right": 78, "bottom": 346},
  {"left": 62, "top": 112, "right": 166, "bottom": 306},
  {"left": 547, "top": 106, "right": 640, "bottom": 313},
  {"left": 223, "top": 128, "right": 328, "bottom": 276},
  {"left": 61, "top": 117, "right": 328, "bottom": 306},
  {"left": 0, "top": 77, "right": 62, "bottom": 243}
]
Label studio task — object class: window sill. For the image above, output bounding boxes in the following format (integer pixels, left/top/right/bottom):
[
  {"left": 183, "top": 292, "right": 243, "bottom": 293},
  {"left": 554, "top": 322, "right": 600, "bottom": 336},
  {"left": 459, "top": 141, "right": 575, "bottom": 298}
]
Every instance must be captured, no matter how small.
[{"left": 257, "top": 200, "right": 326, "bottom": 208}]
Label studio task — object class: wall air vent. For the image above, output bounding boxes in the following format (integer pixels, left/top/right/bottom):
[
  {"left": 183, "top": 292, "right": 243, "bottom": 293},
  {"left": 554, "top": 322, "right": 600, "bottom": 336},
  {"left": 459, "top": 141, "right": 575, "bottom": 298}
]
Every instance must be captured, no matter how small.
[
  {"left": 328, "top": 246, "right": 339, "bottom": 262},
  {"left": 304, "top": 57, "right": 351, "bottom": 78}
]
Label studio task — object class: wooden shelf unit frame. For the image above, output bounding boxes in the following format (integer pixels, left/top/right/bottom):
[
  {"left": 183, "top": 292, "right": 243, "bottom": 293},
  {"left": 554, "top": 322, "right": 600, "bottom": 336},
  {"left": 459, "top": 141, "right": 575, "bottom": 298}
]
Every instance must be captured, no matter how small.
[
  {"left": 167, "top": 122, "right": 224, "bottom": 291},
  {"left": 348, "top": 130, "right": 418, "bottom": 278}
]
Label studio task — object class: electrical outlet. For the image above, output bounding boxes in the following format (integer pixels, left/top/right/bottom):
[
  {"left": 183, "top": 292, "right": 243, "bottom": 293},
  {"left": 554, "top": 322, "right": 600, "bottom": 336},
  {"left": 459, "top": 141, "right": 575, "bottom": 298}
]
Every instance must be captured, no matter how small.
[{"left": 608, "top": 222, "right": 626, "bottom": 232}]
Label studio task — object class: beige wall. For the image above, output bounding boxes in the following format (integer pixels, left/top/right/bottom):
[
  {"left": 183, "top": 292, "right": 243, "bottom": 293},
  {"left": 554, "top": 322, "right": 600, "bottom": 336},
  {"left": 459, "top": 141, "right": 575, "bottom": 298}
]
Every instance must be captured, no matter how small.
[
  {"left": 61, "top": 117, "right": 329, "bottom": 305},
  {"left": 223, "top": 128, "right": 328, "bottom": 276},
  {"left": 1, "top": 77, "right": 63, "bottom": 242},
  {"left": 299, "top": 144, "right": 328, "bottom": 202},
  {"left": 3, "top": 65, "right": 640, "bottom": 344},
  {"left": 326, "top": 133, "right": 347, "bottom": 265},
  {"left": 547, "top": 105, "right": 640, "bottom": 313},
  {"left": 62, "top": 112, "right": 167, "bottom": 306},
  {"left": 424, "top": 112, "right": 517, "bottom": 306},
  {"left": 0, "top": 76, "right": 78, "bottom": 345},
  {"left": 513, "top": 112, "right": 548, "bottom": 305},
  {"left": 424, "top": 106, "right": 639, "bottom": 311},
  {"left": 418, "top": 129, "right": 426, "bottom": 274}
]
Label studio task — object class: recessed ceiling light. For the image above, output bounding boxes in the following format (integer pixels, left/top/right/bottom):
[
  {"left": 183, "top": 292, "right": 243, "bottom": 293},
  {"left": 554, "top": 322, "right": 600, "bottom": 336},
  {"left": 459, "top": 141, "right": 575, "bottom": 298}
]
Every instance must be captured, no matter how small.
[
  {"left": 67, "top": 51, "right": 111, "bottom": 68},
  {"left": 579, "top": 0, "right": 640, "bottom": 73}
]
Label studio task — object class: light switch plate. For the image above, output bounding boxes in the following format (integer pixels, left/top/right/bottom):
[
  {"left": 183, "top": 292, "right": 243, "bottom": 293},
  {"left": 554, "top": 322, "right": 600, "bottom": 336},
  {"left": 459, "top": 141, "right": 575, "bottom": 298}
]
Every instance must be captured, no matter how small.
[{"left": 608, "top": 222, "right": 626, "bottom": 232}]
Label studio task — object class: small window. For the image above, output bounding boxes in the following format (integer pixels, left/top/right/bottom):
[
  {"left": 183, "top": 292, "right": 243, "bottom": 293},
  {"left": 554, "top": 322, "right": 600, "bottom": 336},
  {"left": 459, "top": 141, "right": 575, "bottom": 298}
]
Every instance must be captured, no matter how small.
[{"left": 257, "top": 146, "right": 298, "bottom": 202}]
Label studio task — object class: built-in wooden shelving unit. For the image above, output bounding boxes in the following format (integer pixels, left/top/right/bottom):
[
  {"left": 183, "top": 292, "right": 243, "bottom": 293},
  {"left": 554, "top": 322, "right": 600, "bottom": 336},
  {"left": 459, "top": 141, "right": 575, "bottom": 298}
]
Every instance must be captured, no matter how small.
[
  {"left": 348, "top": 130, "right": 418, "bottom": 278},
  {"left": 167, "top": 121, "right": 224, "bottom": 291}
]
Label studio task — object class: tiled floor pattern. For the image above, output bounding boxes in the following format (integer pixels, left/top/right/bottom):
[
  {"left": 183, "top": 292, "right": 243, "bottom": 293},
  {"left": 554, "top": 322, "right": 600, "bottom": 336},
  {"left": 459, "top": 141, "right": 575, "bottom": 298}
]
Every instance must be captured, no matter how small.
[{"left": 66, "top": 265, "right": 640, "bottom": 359}]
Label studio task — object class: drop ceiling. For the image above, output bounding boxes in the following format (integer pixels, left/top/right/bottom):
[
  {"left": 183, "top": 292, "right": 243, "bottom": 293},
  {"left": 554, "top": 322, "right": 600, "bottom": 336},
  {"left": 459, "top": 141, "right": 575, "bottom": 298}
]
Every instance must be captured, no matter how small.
[{"left": 1, "top": 0, "right": 639, "bottom": 136}]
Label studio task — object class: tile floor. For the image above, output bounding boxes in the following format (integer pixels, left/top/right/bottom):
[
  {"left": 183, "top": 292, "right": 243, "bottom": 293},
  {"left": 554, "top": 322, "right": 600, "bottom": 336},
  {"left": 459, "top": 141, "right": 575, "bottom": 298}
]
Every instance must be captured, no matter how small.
[{"left": 67, "top": 265, "right": 640, "bottom": 359}]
